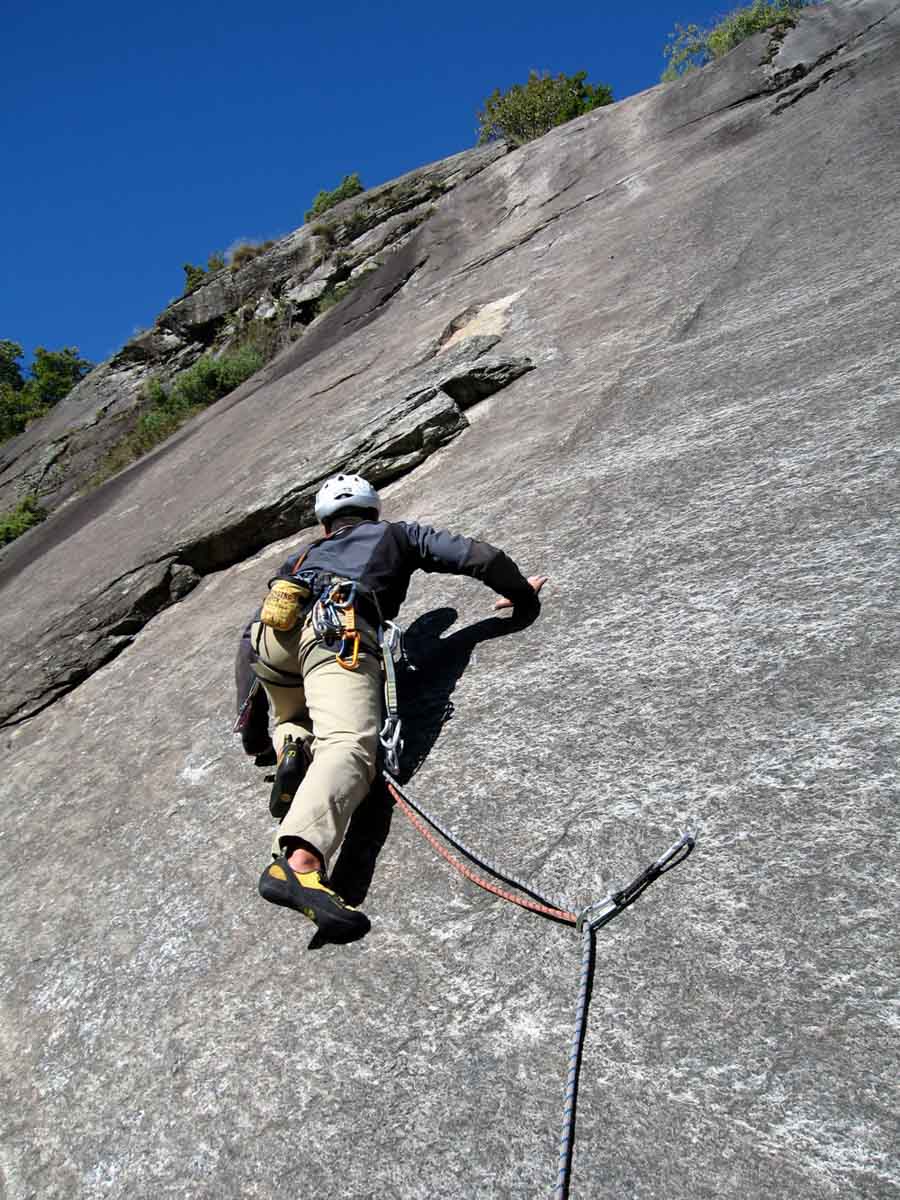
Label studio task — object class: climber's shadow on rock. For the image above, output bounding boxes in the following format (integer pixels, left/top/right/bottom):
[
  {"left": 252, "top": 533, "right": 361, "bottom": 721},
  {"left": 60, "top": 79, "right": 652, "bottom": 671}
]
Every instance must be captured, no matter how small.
[
  {"left": 328, "top": 606, "right": 528, "bottom": 909},
  {"left": 396, "top": 606, "right": 526, "bottom": 779}
]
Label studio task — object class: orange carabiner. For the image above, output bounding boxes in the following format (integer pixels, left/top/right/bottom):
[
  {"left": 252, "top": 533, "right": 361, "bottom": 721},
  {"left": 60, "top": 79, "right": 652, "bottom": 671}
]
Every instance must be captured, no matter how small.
[{"left": 337, "top": 630, "right": 361, "bottom": 670}]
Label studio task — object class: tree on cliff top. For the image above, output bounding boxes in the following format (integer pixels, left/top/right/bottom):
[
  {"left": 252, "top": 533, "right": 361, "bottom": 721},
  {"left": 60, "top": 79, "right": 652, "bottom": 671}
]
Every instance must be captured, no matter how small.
[
  {"left": 477, "top": 71, "right": 613, "bottom": 146},
  {"left": 0, "top": 342, "right": 93, "bottom": 444},
  {"left": 662, "top": 0, "right": 816, "bottom": 79}
]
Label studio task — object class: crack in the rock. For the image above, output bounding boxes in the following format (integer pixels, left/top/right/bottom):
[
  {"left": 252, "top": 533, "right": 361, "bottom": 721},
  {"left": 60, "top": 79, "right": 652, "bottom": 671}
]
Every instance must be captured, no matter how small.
[
  {"left": 498, "top": 198, "right": 529, "bottom": 225},
  {"left": 1, "top": 557, "right": 197, "bottom": 729},
  {"left": 1, "top": 642, "right": 133, "bottom": 729},
  {"left": 455, "top": 190, "right": 604, "bottom": 276},
  {"left": 538, "top": 177, "right": 582, "bottom": 208},
  {"left": 0, "top": 432, "right": 72, "bottom": 497},
  {"left": 342, "top": 257, "right": 428, "bottom": 326},
  {"left": 308, "top": 358, "right": 383, "bottom": 400},
  {"left": 768, "top": 9, "right": 896, "bottom": 113},
  {"left": 0, "top": 388, "right": 473, "bottom": 727},
  {"left": 772, "top": 61, "right": 851, "bottom": 112},
  {"left": 35, "top": 437, "right": 74, "bottom": 488},
  {"left": 664, "top": 10, "right": 896, "bottom": 135}
]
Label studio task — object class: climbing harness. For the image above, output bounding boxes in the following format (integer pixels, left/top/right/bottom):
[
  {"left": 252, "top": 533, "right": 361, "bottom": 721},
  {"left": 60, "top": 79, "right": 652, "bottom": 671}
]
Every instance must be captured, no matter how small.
[
  {"left": 309, "top": 582, "right": 406, "bottom": 773},
  {"left": 242, "top": 550, "right": 407, "bottom": 772},
  {"left": 311, "top": 579, "right": 362, "bottom": 670},
  {"left": 383, "top": 770, "right": 695, "bottom": 1200}
]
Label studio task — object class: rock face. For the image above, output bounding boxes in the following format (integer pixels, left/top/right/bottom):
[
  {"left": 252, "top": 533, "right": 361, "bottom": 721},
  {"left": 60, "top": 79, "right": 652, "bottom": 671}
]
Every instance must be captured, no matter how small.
[
  {"left": 1, "top": 3, "right": 898, "bottom": 1198},
  {"left": 0, "top": 143, "right": 507, "bottom": 520}
]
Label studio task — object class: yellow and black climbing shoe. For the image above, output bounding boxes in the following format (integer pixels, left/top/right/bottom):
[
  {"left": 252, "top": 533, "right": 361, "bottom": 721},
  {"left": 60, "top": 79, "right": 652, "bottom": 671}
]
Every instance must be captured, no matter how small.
[
  {"left": 258, "top": 858, "right": 370, "bottom": 943},
  {"left": 269, "top": 736, "right": 311, "bottom": 820}
]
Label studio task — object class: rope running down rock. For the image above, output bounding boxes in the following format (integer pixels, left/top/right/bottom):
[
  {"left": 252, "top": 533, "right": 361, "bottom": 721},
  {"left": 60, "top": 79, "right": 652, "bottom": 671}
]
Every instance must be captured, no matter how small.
[{"left": 382, "top": 771, "right": 695, "bottom": 1200}]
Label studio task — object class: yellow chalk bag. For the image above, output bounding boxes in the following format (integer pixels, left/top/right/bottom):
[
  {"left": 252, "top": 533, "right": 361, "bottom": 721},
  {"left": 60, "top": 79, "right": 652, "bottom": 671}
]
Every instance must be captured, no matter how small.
[{"left": 259, "top": 578, "right": 312, "bottom": 631}]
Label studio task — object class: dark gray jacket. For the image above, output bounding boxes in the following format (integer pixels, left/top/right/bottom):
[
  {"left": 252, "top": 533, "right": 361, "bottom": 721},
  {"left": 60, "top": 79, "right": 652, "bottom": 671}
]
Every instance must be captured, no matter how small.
[
  {"left": 268, "top": 518, "right": 538, "bottom": 623},
  {"left": 235, "top": 518, "right": 537, "bottom": 745}
]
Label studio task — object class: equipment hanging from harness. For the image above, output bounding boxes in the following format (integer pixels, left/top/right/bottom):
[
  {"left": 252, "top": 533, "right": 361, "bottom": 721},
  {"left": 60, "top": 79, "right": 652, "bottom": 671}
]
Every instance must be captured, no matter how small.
[
  {"left": 249, "top": 554, "right": 406, "bottom": 776},
  {"left": 311, "top": 579, "right": 362, "bottom": 670},
  {"left": 306, "top": 576, "right": 405, "bottom": 772}
]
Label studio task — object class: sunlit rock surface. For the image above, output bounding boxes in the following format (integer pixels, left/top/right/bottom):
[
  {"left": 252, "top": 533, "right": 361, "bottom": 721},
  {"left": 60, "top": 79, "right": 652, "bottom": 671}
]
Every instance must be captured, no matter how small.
[{"left": 1, "top": 3, "right": 898, "bottom": 1197}]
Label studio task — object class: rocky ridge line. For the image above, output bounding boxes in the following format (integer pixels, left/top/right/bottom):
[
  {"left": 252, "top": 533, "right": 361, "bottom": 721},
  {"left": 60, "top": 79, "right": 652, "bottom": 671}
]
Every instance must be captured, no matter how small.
[{"left": 0, "top": 142, "right": 508, "bottom": 519}]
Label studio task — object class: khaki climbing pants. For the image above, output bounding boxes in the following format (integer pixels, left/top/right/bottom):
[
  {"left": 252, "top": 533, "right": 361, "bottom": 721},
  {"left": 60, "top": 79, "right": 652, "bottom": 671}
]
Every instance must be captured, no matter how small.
[{"left": 251, "top": 616, "right": 382, "bottom": 872}]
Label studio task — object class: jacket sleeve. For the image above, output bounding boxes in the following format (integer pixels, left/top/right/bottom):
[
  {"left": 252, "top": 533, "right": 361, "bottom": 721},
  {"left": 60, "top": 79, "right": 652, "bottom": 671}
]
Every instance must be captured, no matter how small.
[{"left": 401, "top": 521, "right": 539, "bottom": 614}]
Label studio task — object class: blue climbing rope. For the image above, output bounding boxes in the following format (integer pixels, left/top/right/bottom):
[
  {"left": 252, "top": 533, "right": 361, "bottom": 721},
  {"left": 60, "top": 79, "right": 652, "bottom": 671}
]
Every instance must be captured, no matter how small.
[{"left": 384, "top": 771, "right": 695, "bottom": 1199}]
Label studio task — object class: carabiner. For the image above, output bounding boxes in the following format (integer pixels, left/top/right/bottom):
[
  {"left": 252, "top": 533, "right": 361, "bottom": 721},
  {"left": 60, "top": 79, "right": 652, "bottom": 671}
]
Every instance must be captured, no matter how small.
[{"left": 336, "top": 630, "right": 361, "bottom": 670}]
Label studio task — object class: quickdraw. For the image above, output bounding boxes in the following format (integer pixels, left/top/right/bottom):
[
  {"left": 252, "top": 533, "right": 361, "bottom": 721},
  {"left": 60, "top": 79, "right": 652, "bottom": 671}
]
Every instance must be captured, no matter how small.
[
  {"left": 378, "top": 620, "right": 405, "bottom": 774},
  {"left": 383, "top": 771, "right": 695, "bottom": 1200}
]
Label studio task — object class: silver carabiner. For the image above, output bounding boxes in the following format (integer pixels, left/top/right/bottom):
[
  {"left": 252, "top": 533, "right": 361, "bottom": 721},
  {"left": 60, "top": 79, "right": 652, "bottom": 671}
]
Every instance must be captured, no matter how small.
[
  {"left": 381, "top": 620, "right": 405, "bottom": 665},
  {"left": 379, "top": 716, "right": 404, "bottom": 775}
]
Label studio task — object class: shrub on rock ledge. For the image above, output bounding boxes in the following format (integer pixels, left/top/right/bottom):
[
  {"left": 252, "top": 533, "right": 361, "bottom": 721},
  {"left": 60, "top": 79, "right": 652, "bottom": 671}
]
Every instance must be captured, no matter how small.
[
  {"left": 0, "top": 494, "right": 46, "bottom": 547},
  {"left": 182, "top": 251, "right": 227, "bottom": 295},
  {"left": 230, "top": 240, "right": 276, "bottom": 269},
  {"left": 88, "top": 344, "right": 265, "bottom": 488},
  {"left": 305, "top": 173, "right": 365, "bottom": 222},
  {"left": 477, "top": 70, "right": 613, "bottom": 146},
  {"left": 662, "top": 0, "right": 817, "bottom": 79}
]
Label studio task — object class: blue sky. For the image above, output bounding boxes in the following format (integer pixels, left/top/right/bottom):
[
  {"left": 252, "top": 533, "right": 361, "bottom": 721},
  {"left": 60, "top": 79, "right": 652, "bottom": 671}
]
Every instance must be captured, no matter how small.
[{"left": 2, "top": 0, "right": 732, "bottom": 369}]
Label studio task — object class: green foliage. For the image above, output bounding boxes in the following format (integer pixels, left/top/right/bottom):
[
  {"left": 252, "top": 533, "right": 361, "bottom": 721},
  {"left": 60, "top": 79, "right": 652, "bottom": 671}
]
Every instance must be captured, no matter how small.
[
  {"left": 315, "top": 279, "right": 357, "bottom": 315},
  {"left": 477, "top": 70, "right": 613, "bottom": 146},
  {"left": 0, "top": 343, "right": 92, "bottom": 443},
  {"left": 28, "top": 346, "right": 93, "bottom": 408},
  {"left": 88, "top": 346, "right": 265, "bottom": 487},
  {"left": 662, "top": 0, "right": 812, "bottom": 79},
  {"left": 0, "top": 340, "right": 25, "bottom": 391},
  {"left": 0, "top": 383, "right": 31, "bottom": 442},
  {"left": 0, "top": 494, "right": 47, "bottom": 547},
  {"left": 341, "top": 206, "right": 376, "bottom": 241},
  {"left": 133, "top": 347, "right": 263, "bottom": 448},
  {"left": 305, "top": 173, "right": 365, "bottom": 222},
  {"left": 181, "top": 251, "right": 226, "bottom": 294},
  {"left": 182, "top": 263, "right": 207, "bottom": 293}
]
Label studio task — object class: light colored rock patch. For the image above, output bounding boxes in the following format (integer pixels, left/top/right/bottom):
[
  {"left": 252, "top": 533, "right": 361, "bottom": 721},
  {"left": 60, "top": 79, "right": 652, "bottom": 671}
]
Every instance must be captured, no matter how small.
[{"left": 439, "top": 291, "right": 524, "bottom": 352}]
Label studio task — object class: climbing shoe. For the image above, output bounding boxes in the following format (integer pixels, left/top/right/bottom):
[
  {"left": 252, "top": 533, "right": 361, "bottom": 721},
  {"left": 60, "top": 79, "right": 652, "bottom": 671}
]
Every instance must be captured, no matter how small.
[
  {"left": 258, "top": 858, "right": 370, "bottom": 943},
  {"left": 269, "top": 735, "right": 311, "bottom": 820}
]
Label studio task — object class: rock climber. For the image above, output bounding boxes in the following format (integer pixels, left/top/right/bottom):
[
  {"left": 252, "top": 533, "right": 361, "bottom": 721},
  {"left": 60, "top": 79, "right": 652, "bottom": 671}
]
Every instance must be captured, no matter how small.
[{"left": 236, "top": 472, "right": 547, "bottom": 943}]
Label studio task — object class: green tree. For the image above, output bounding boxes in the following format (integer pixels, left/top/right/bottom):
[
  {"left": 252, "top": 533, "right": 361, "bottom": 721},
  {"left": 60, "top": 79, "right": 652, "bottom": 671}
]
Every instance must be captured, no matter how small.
[
  {"left": 28, "top": 346, "right": 92, "bottom": 408},
  {"left": 662, "top": 1, "right": 813, "bottom": 79},
  {"left": 0, "top": 382, "right": 32, "bottom": 442},
  {"left": 0, "top": 343, "right": 92, "bottom": 443},
  {"left": 0, "top": 341, "right": 25, "bottom": 391},
  {"left": 477, "top": 70, "right": 613, "bottom": 146},
  {"left": 183, "top": 263, "right": 207, "bottom": 293},
  {"left": 305, "top": 173, "right": 365, "bottom": 222}
]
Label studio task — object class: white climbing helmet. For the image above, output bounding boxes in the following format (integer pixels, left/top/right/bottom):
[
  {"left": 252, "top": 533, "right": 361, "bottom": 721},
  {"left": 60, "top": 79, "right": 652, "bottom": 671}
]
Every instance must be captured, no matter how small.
[{"left": 314, "top": 473, "right": 381, "bottom": 522}]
